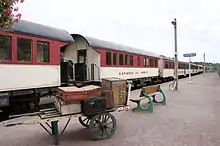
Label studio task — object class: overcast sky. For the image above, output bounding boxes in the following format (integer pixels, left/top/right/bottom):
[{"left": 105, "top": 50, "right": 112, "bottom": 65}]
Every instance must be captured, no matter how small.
[{"left": 18, "top": 0, "right": 220, "bottom": 63}]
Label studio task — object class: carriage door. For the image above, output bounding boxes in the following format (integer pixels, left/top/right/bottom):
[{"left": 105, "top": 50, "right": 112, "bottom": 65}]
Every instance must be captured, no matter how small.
[{"left": 75, "top": 50, "right": 87, "bottom": 81}]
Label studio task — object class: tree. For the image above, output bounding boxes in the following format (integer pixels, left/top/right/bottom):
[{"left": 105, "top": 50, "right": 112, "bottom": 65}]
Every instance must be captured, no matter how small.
[{"left": 0, "top": 0, "right": 24, "bottom": 32}]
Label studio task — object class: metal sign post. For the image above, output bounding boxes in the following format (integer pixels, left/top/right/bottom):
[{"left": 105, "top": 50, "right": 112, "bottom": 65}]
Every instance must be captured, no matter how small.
[
  {"left": 183, "top": 53, "right": 196, "bottom": 84},
  {"left": 188, "top": 57, "right": 192, "bottom": 83},
  {"left": 203, "top": 53, "right": 206, "bottom": 73}
]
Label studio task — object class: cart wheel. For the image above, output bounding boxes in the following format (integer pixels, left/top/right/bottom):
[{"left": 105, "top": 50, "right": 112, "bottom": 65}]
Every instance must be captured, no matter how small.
[
  {"left": 89, "top": 113, "right": 116, "bottom": 141},
  {"left": 79, "top": 116, "right": 91, "bottom": 128}
]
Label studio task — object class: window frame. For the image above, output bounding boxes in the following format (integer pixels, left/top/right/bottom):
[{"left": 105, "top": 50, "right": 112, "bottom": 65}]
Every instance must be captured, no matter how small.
[
  {"left": 144, "top": 57, "right": 147, "bottom": 67},
  {"left": 165, "top": 61, "right": 168, "bottom": 68},
  {"left": 113, "top": 53, "right": 118, "bottom": 65},
  {"left": 36, "top": 40, "right": 50, "bottom": 63},
  {"left": 137, "top": 56, "right": 140, "bottom": 66},
  {"left": 105, "top": 51, "right": 112, "bottom": 66},
  {"left": 17, "top": 37, "right": 33, "bottom": 63},
  {"left": 119, "top": 54, "right": 124, "bottom": 65},
  {"left": 125, "top": 55, "right": 128, "bottom": 65},
  {"left": 149, "top": 58, "right": 155, "bottom": 67},
  {"left": 0, "top": 34, "right": 12, "bottom": 62},
  {"left": 129, "top": 55, "right": 133, "bottom": 66}
]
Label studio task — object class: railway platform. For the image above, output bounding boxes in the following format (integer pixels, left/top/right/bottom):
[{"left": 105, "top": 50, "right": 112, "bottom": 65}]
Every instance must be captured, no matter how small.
[{"left": 1, "top": 72, "right": 220, "bottom": 146}]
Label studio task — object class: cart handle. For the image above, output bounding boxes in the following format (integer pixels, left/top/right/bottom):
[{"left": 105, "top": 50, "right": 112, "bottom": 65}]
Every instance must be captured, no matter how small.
[
  {"left": 5, "top": 122, "right": 23, "bottom": 127},
  {"left": 126, "top": 80, "right": 132, "bottom": 105}
]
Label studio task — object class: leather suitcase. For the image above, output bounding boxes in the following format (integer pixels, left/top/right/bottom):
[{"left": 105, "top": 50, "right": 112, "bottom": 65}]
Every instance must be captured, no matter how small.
[
  {"left": 82, "top": 97, "right": 107, "bottom": 115},
  {"left": 58, "top": 85, "right": 101, "bottom": 102}
]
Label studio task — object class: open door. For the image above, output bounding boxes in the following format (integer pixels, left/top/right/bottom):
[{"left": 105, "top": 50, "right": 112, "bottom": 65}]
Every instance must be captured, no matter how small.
[
  {"left": 75, "top": 50, "right": 87, "bottom": 81},
  {"left": 60, "top": 59, "right": 74, "bottom": 84}
]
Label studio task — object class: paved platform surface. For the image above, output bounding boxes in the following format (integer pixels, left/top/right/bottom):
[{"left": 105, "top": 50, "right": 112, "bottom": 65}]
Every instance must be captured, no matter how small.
[{"left": 1, "top": 73, "right": 220, "bottom": 146}]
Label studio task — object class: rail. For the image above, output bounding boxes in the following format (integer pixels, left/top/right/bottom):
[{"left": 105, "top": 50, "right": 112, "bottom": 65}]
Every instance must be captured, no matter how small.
[{"left": 94, "top": 64, "right": 100, "bottom": 80}]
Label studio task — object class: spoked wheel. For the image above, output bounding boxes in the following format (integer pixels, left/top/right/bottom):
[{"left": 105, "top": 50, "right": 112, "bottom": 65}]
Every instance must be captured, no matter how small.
[
  {"left": 89, "top": 113, "right": 116, "bottom": 141},
  {"left": 78, "top": 116, "right": 91, "bottom": 128}
]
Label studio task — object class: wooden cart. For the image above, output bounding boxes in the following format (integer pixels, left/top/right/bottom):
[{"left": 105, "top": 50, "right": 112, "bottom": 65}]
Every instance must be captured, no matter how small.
[{"left": 2, "top": 78, "right": 132, "bottom": 145}]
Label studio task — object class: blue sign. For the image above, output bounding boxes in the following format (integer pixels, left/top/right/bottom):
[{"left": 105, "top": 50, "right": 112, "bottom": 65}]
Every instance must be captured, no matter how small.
[{"left": 183, "top": 53, "right": 196, "bottom": 57}]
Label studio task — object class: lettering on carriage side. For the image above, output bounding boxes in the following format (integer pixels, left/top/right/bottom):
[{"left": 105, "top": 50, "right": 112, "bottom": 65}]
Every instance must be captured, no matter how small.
[
  {"left": 119, "top": 71, "right": 148, "bottom": 75},
  {"left": 141, "top": 71, "right": 148, "bottom": 74},
  {"left": 119, "top": 71, "right": 134, "bottom": 75}
]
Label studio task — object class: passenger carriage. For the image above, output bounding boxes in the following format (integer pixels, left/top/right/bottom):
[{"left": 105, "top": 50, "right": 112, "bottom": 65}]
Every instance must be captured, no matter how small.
[
  {"left": 0, "top": 20, "right": 73, "bottom": 117},
  {"left": 63, "top": 34, "right": 161, "bottom": 88},
  {"left": 158, "top": 56, "right": 175, "bottom": 82}
]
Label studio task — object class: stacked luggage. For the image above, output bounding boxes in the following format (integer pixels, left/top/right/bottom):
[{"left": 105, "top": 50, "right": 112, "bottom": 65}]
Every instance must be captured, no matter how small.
[{"left": 55, "top": 78, "right": 127, "bottom": 115}]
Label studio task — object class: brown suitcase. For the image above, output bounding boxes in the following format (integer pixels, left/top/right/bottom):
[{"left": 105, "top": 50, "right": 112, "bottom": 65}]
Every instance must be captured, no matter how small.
[{"left": 58, "top": 85, "right": 101, "bottom": 102}]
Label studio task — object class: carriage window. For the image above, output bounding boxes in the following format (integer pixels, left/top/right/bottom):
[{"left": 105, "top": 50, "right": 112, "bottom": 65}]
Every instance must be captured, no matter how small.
[
  {"left": 168, "top": 62, "right": 170, "bottom": 68},
  {"left": 37, "top": 41, "right": 50, "bottom": 63},
  {"left": 170, "top": 62, "right": 172, "bottom": 68},
  {"left": 146, "top": 58, "right": 149, "bottom": 66},
  {"left": 113, "top": 53, "right": 117, "bottom": 65},
  {"left": 119, "top": 54, "right": 124, "bottom": 65},
  {"left": 144, "top": 57, "right": 147, "bottom": 67},
  {"left": 149, "top": 59, "right": 155, "bottom": 67},
  {"left": 0, "top": 35, "right": 11, "bottom": 61},
  {"left": 106, "top": 52, "right": 111, "bottom": 65},
  {"left": 178, "top": 63, "right": 181, "bottom": 69},
  {"left": 138, "top": 56, "right": 140, "bottom": 66},
  {"left": 17, "top": 38, "right": 32, "bottom": 61},
  {"left": 129, "top": 55, "right": 133, "bottom": 66},
  {"left": 155, "top": 59, "right": 158, "bottom": 67},
  {"left": 125, "top": 55, "right": 128, "bottom": 65},
  {"left": 165, "top": 62, "right": 169, "bottom": 68}
]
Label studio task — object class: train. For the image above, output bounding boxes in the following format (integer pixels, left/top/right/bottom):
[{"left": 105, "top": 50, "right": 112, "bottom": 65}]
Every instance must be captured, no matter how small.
[{"left": 0, "top": 20, "right": 204, "bottom": 119}]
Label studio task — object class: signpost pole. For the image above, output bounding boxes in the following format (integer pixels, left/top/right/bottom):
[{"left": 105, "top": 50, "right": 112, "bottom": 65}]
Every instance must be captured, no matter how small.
[
  {"left": 183, "top": 53, "right": 196, "bottom": 84},
  {"left": 188, "top": 57, "right": 192, "bottom": 83},
  {"left": 203, "top": 53, "right": 206, "bottom": 73}
]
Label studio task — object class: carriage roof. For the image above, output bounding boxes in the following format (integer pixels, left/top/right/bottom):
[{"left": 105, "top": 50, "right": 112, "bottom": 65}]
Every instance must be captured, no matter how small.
[
  {"left": 71, "top": 34, "right": 160, "bottom": 58},
  {"left": 12, "top": 20, "right": 74, "bottom": 43}
]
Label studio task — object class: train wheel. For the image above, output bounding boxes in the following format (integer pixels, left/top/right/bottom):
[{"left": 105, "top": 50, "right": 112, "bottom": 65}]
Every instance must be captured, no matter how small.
[{"left": 89, "top": 113, "right": 116, "bottom": 140}]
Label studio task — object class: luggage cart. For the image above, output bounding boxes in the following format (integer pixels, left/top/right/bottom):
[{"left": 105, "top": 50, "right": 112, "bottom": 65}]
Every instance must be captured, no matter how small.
[
  {"left": 3, "top": 105, "right": 130, "bottom": 145},
  {"left": 3, "top": 80, "right": 132, "bottom": 145}
]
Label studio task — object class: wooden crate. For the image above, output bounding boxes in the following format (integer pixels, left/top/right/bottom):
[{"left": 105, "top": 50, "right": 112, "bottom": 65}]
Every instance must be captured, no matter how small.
[
  {"left": 101, "top": 78, "right": 127, "bottom": 106},
  {"left": 101, "top": 90, "right": 114, "bottom": 108},
  {"left": 54, "top": 97, "right": 82, "bottom": 115},
  {"left": 57, "top": 85, "right": 101, "bottom": 102}
]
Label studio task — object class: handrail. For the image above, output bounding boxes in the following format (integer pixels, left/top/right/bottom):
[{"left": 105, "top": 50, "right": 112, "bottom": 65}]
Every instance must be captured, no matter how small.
[
  {"left": 94, "top": 64, "right": 100, "bottom": 80},
  {"left": 126, "top": 80, "right": 132, "bottom": 105}
]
